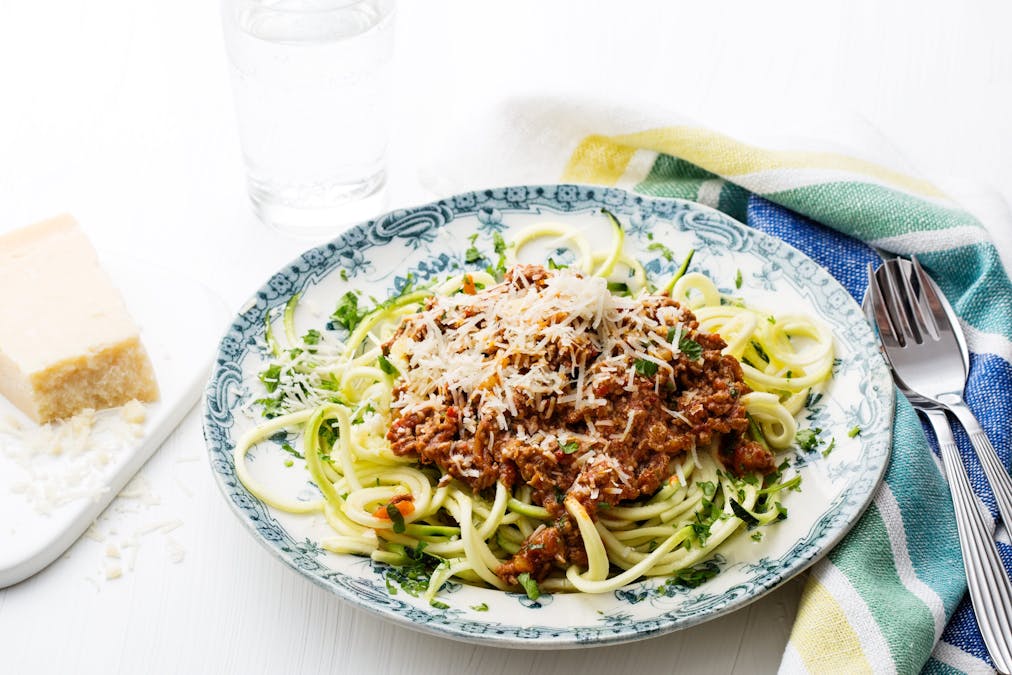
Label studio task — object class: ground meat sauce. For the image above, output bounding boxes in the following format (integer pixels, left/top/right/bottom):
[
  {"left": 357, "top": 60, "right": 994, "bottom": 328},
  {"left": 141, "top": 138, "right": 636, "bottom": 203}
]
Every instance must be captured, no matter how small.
[{"left": 384, "top": 265, "right": 775, "bottom": 583}]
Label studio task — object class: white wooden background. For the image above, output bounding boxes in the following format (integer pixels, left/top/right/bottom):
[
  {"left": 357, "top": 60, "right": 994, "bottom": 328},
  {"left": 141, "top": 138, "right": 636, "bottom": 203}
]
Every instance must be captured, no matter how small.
[{"left": 1, "top": 1, "right": 1010, "bottom": 673}]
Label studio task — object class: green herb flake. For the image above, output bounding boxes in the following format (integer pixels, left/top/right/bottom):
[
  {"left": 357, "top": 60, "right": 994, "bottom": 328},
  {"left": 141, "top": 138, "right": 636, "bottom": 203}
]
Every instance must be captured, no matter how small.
[
  {"left": 377, "top": 354, "right": 400, "bottom": 376},
  {"left": 547, "top": 258, "right": 566, "bottom": 270},
  {"left": 648, "top": 241, "right": 675, "bottom": 262},
  {"left": 735, "top": 269, "right": 743, "bottom": 289},
  {"left": 331, "top": 291, "right": 364, "bottom": 331},
  {"left": 284, "top": 459, "right": 294, "bottom": 467},
  {"left": 795, "top": 428, "right": 822, "bottom": 452},
  {"left": 561, "top": 440, "right": 580, "bottom": 454},
  {"left": 386, "top": 503, "right": 407, "bottom": 534},
  {"left": 670, "top": 559, "right": 721, "bottom": 588},
  {"left": 517, "top": 572, "right": 541, "bottom": 601},
  {"left": 698, "top": 481, "right": 717, "bottom": 499},
  {"left": 259, "top": 364, "right": 282, "bottom": 393},
  {"left": 470, "top": 603, "right": 489, "bottom": 612},
  {"left": 302, "top": 328, "right": 321, "bottom": 345},
  {"left": 281, "top": 443, "right": 304, "bottom": 460},
  {"left": 633, "top": 359, "right": 659, "bottom": 377},
  {"left": 822, "top": 437, "right": 837, "bottom": 458},
  {"left": 848, "top": 425, "right": 862, "bottom": 438},
  {"left": 606, "top": 281, "right": 629, "bottom": 294},
  {"left": 429, "top": 600, "right": 450, "bottom": 610},
  {"left": 678, "top": 336, "right": 703, "bottom": 361},
  {"left": 339, "top": 269, "right": 349, "bottom": 281},
  {"left": 767, "top": 315, "right": 776, "bottom": 325},
  {"left": 464, "top": 233, "right": 483, "bottom": 264},
  {"left": 751, "top": 531, "right": 763, "bottom": 542},
  {"left": 492, "top": 231, "right": 506, "bottom": 254}
]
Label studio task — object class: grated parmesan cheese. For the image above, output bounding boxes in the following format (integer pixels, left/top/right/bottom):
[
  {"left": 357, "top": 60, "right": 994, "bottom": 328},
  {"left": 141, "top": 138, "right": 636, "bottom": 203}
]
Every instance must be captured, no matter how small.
[{"left": 389, "top": 267, "right": 689, "bottom": 451}]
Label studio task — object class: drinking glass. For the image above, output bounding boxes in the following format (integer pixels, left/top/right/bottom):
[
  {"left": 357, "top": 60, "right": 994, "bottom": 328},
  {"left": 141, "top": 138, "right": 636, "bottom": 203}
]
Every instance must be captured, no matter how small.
[{"left": 221, "top": 0, "right": 396, "bottom": 236}]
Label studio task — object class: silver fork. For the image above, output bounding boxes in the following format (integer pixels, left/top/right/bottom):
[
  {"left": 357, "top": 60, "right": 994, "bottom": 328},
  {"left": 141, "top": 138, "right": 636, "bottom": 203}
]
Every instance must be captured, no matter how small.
[
  {"left": 875, "top": 257, "right": 1012, "bottom": 527},
  {"left": 868, "top": 259, "right": 1012, "bottom": 673}
]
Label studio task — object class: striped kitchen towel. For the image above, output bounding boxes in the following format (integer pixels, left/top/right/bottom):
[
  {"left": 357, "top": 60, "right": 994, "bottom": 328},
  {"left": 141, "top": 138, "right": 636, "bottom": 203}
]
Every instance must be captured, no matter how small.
[{"left": 421, "top": 99, "right": 1012, "bottom": 673}]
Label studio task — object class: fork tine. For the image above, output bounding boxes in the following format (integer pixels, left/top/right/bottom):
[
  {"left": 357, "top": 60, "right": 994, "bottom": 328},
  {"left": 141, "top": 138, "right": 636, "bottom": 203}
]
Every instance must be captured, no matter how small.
[
  {"left": 881, "top": 259, "right": 918, "bottom": 344},
  {"left": 897, "top": 258, "right": 937, "bottom": 342},
  {"left": 906, "top": 256, "right": 940, "bottom": 340},
  {"left": 911, "top": 256, "right": 949, "bottom": 338},
  {"left": 867, "top": 263, "right": 901, "bottom": 348}
]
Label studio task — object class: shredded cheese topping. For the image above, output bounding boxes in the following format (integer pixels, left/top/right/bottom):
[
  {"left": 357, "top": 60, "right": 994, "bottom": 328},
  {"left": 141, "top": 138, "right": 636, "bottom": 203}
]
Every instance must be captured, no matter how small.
[{"left": 389, "top": 266, "right": 691, "bottom": 448}]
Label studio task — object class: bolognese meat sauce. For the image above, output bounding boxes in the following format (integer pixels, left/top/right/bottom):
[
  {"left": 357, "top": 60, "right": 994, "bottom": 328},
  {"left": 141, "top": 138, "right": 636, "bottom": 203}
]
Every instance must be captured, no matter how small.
[{"left": 384, "top": 265, "right": 774, "bottom": 583}]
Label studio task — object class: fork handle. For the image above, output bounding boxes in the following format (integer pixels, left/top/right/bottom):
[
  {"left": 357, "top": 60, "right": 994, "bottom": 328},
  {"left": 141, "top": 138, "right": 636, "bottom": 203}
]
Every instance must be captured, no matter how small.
[
  {"left": 945, "top": 398, "right": 1012, "bottom": 531},
  {"left": 925, "top": 408, "right": 1012, "bottom": 673}
]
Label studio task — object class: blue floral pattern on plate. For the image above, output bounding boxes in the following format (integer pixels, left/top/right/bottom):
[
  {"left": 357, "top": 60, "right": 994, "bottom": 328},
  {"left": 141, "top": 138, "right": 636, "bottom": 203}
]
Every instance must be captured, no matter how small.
[{"left": 202, "top": 184, "right": 893, "bottom": 648}]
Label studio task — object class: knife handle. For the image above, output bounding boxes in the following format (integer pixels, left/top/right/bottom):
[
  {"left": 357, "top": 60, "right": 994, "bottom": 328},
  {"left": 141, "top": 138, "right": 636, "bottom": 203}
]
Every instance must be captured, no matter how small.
[
  {"left": 924, "top": 407, "right": 1012, "bottom": 674},
  {"left": 945, "top": 398, "right": 1012, "bottom": 532}
]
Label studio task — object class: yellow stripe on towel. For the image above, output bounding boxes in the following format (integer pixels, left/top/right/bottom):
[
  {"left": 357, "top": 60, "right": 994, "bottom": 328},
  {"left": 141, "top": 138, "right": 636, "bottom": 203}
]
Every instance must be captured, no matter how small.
[
  {"left": 562, "top": 126, "right": 944, "bottom": 199},
  {"left": 790, "top": 578, "right": 874, "bottom": 674},
  {"left": 562, "top": 135, "right": 638, "bottom": 186}
]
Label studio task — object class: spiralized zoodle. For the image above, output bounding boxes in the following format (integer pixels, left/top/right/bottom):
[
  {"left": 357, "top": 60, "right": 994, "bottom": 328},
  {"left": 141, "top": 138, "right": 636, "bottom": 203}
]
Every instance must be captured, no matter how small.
[{"left": 234, "top": 212, "right": 834, "bottom": 603}]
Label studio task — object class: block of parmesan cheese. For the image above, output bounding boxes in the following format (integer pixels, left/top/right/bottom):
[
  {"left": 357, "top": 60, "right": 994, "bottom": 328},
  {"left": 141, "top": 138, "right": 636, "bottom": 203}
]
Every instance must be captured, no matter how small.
[{"left": 0, "top": 215, "right": 159, "bottom": 423}]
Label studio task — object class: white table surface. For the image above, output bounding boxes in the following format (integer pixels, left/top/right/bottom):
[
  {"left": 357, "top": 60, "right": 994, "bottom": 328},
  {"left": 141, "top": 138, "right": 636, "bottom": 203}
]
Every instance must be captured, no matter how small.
[{"left": 1, "top": 1, "right": 1010, "bottom": 673}]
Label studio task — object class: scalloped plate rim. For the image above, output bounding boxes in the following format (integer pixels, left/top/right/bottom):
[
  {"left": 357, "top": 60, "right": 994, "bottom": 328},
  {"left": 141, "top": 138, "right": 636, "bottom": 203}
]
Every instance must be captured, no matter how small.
[{"left": 202, "top": 183, "right": 894, "bottom": 649}]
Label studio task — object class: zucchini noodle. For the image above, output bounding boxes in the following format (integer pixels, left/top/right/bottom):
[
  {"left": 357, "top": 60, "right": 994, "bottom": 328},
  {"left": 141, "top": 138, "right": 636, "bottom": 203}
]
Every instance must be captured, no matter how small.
[{"left": 236, "top": 212, "right": 834, "bottom": 603}]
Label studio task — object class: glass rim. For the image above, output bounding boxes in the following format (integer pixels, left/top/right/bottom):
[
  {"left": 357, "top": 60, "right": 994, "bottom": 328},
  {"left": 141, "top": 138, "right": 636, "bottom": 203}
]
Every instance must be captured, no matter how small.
[{"left": 233, "top": 0, "right": 395, "bottom": 16}]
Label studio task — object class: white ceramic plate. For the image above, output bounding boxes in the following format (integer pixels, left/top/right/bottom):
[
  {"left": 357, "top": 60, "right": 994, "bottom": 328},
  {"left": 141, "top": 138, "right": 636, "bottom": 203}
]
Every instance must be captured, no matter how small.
[{"left": 203, "top": 185, "right": 893, "bottom": 648}]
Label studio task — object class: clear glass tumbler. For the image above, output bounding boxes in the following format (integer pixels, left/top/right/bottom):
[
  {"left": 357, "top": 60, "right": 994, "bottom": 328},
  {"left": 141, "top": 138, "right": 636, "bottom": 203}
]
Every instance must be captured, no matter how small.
[{"left": 221, "top": 0, "right": 396, "bottom": 236}]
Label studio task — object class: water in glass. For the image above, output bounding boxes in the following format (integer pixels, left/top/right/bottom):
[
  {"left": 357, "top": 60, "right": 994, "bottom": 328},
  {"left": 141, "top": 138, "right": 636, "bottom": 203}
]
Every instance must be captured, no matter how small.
[{"left": 223, "top": 0, "right": 395, "bottom": 235}]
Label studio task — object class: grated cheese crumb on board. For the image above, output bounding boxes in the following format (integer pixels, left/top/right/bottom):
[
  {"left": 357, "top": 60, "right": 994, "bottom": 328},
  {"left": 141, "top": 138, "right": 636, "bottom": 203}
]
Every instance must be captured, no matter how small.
[{"left": 0, "top": 401, "right": 149, "bottom": 514}]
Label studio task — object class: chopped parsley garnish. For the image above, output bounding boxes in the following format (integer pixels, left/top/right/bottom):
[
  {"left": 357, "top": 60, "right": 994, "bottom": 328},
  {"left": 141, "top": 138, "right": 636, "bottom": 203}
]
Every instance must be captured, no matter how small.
[
  {"left": 339, "top": 269, "right": 349, "bottom": 281},
  {"left": 669, "top": 559, "right": 721, "bottom": 588},
  {"left": 301, "top": 329, "right": 321, "bottom": 345},
  {"left": 678, "top": 336, "right": 703, "bottom": 361},
  {"left": 281, "top": 443, "right": 304, "bottom": 460},
  {"left": 470, "top": 603, "right": 489, "bottom": 612},
  {"left": 517, "top": 572, "right": 541, "bottom": 601},
  {"left": 848, "top": 425, "right": 862, "bottom": 438},
  {"left": 429, "top": 600, "right": 450, "bottom": 610},
  {"left": 795, "top": 428, "right": 822, "bottom": 452},
  {"left": 386, "top": 503, "right": 406, "bottom": 533},
  {"left": 751, "top": 531, "right": 763, "bottom": 541},
  {"left": 648, "top": 241, "right": 675, "bottom": 262},
  {"left": 377, "top": 354, "right": 400, "bottom": 376},
  {"left": 634, "top": 358, "right": 659, "bottom": 376},
  {"left": 822, "top": 437, "right": 837, "bottom": 458},
  {"left": 464, "top": 233, "right": 483, "bottom": 264},
  {"left": 492, "top": 231, "right": 507, "bottom": 255},
  {"left": 767, "top": 315, "right": 776, "bottom": 325},
  {"left": 561, "top": 440, "right": 580, "bottom": 454},
  {"left": 259, "top": 363, "right": 282, "bottom": 393},
  {"left": 697, "top": 481, "right": 717, "bottom": 499},
  {"left": 666, "top": 326, "right": 678, "bottom": 343},
  {"left": 331, "top": 291, "right": 365, "bottom": 331},
  {"left": 735, "top": 269, "right": 743, "bottom": 289}
]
